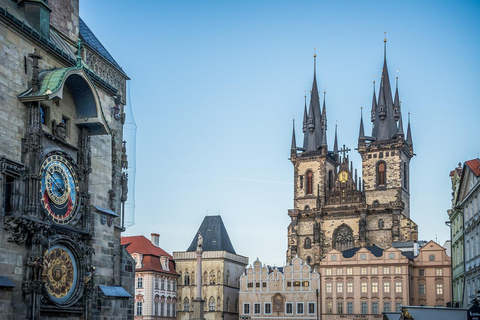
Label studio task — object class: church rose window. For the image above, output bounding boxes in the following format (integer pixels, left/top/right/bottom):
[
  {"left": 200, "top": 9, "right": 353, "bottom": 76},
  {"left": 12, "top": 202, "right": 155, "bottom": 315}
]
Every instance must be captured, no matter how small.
[
  {"left": 332, "top": 225, "right": 354, "bottom": 252},
  {"left": 307, "top": 171, "right": 313, "bottom": 194}
]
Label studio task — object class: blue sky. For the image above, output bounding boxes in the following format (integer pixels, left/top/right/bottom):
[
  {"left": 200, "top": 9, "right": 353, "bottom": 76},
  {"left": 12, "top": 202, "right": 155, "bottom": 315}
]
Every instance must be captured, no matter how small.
[{"left": 81, "top": 0, "right": 480, "bottom": 266}]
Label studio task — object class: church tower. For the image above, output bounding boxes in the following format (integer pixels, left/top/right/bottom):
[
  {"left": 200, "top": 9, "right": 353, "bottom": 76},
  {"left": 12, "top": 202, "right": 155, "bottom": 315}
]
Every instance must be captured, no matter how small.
[
  {"left": 287, "top": 40, "right": 418, "bottom": 269},
  {"left": 357, "top": 36, "right": 416, "bottom": 245}
]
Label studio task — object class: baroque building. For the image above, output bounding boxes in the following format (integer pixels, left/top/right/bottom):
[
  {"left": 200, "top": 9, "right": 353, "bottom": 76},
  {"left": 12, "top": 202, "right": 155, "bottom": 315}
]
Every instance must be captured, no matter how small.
[
  {"left": 174, "top": 216, "right": 248, "bottom": 320},
  {"left": 0, "top": 0, "right": 134, "bottom": 318},
  {"left": 239, "top": 257, "right": 321, "bottom": 319},
  {"left": 448, "top": 163, "right": 465, "bottom": 307},
  {"left": 287, "top": 38, "right": 418, "bottom": 269},
  {"left": 454, "top": 158, "right": 480, "bottom": 305},
  {"left": 122, "top": 234, "right": 179, "bottom": 319}
]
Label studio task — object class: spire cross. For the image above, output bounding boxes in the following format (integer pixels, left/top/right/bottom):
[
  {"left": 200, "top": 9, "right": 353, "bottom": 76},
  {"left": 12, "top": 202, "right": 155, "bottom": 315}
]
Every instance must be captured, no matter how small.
[{"left": 339, "top": 144, "right": 351, "bottom": 158}]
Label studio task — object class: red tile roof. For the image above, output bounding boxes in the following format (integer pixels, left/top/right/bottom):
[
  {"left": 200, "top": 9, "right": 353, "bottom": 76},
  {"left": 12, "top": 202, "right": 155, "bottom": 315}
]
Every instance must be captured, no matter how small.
[
  {"left": 121, "top": 235, "right": 179, "bottom": 275},
  {"left": 466, "top": 159, "right": 480, "bottom": 177}
]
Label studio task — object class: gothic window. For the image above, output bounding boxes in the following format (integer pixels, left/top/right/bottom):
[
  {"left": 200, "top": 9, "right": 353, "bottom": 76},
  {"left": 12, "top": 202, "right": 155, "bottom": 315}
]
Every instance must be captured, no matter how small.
[
  {"left": 191, "top": 271, "right": 195, "bottom": 285},
  {"left": 307, "top": 171, "right": 313, "bottom": 194},
  {"left": 304, "top": 237, "right": 312, "bottom": 249},
  {"left": 306, "top": 256, "right": 311, "bottom": 264},
  {"left": 226, "top": 270, "right": 230, "bottom": 285},
  {"left": 209, "top": 296, "right": 216, "bottom": 311},
  {"left": 332, "top": 224, "right": 354, "bottom": 252},
  {"left": 403, "top": 162, "right": 408, "bottom": 190},
  {"left": 300, "top": 175, "right": 304, "bottom": 189},
  {"left": 378, "top": 219, "right": 384, "bottom": 229},
  {"left": 328, "top": 170, "right": 333, "bottom": 189},
  {"left": 377, "top": 161, "right": 386, "bottom": 187},
  {"left": 184, "top": 272, "right": 190, "bottom": 286},
  {"left": 203, "top": 271, "right": 208, "bottom": 284},
  {"left": 183, "top": 298, "right": 190, "bottom": 311}
]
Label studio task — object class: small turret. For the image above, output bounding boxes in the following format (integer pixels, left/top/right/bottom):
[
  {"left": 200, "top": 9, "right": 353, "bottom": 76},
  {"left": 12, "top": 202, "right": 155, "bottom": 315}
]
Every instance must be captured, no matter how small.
[
  {"left": 358, "top": 107, "right": 366, "bottom": 141},
  {"left": 321, "top": 91, "right": 327, "bottom": 147},
  {"left": 333, "top": 124, "right": 339, "bottom": 158},
  {"left": 291, "top": 119, "right": 297, "bottom": 152},
  {"left": 371, "top": 80, "right": 377, "bottom": 123},
  {"left": 393, "top": 75, "right": 401, "bottom": 121},
  {"left": 406, "top": 112, "right": 413, "bottom": 145},
  {"left": 302, "top": 96, "right": 307, "bottom": 133}
]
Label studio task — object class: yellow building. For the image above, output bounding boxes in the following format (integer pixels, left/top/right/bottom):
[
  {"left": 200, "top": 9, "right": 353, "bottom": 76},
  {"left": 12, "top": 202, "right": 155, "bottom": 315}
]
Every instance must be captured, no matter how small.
[{"left": 174, "top": 216, "right": 248, "bottom": 320}]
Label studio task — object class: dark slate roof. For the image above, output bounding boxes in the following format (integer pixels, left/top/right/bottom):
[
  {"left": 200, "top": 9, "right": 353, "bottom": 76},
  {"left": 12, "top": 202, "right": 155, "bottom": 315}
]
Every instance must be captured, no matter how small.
[
  {"left": 79, "top": 18, "right": 125, "bottom": 74},
  {"left": 187, "top": 216, "right": 236, "bottom": 254},
  {"left": 342, "top": 245, "right": 384, "bottom": 258}
]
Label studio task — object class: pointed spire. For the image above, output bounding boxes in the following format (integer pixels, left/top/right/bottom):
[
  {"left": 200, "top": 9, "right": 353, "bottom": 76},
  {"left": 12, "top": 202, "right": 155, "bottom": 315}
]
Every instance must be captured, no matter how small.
[
  {"left": 406, "top": 112, "right": 413, "bottom": 144},
  {"left": 291, "top": 119, "right": 297, "bottom": 150},
  {"left": 371, "top": 80, "right": 377, "bottom": 123},
  {"left": 321, "top": 90, "right": 327, "bottom": 146},
  {"left": 359, "top": 107, "right": 366, "bottom": 140},
  {"left": 397, "top": 110, "right": 404, "bottom": 136},
  {"left": 334, "top": 123, "right": 339, "bottom": 156},
  {"left": 384, "top": 32, "right": 387, "bottom": 61},
  {"left": 393, "top": 73, "right": 400, "bottom": 121},
  {"left": 308, "top": 101, "right": 315, "bottom": 132},
  {"left": 302, "top": 95, "right": 307, "bottom": 133}
]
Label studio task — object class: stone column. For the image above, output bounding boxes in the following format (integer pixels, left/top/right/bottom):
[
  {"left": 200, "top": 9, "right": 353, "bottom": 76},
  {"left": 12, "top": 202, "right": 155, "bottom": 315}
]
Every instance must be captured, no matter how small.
[{"left": 192, "top": 232, "right": 205, "bottom": 320}]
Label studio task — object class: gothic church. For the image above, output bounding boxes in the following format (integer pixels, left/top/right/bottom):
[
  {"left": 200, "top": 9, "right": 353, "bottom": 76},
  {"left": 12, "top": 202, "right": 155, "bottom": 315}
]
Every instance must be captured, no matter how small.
[{"left": 287, "top": 38, "right": 418, "bottom": 269}]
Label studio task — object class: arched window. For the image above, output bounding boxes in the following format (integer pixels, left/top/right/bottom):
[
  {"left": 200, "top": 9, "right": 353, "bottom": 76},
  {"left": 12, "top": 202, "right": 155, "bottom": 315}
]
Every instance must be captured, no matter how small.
[
  {"left": 184, "top": 272, "right": 190, "bottom": 286},
  {"left": 328, "top": 170, "right": 333, "bottom": 189},
  {"left": 307, "top": 171, "right": 313, "bottom": 194},
  {"left": 226, "top": 270, "right": 230, "bottom": 285},
  {"left": 183, "top": 298, "right": 190, "bottom": 311},
  {"left": 203, "top": 271, "right": 208, "bottom": 285},
  {"left": 306, "top": 256, "right": 311, "bottom": 264},
  {"left": 378, "top": 219, "right": 384, "bottom": 229},
  {"left": 332, "top": 224, "right": 354, "bottom": 252},
  {"left": 304, "top": 237, "right": 312, "bottom": 249},
  {"left": 377, "top": 162, "right": 386, "bottom": 187},
  {"left": 209, "top": 297, "right": 215, "bottom": 311}
]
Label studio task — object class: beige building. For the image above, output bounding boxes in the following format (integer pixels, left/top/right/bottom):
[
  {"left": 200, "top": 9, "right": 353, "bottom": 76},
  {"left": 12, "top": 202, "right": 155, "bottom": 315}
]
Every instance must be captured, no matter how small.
[
  {"left": 122, "top": 234, "right": 179, "bottom": 320},
  {"left": 174, "top": 216, "right": 248, "bottom": 320},
  {"left": 411, "top": 241, "right": 452, "bottom": 307},
  {"left": 319, "top": 246, "right": 411, "bottom": 318},
  {"left": 288, "top": 39, "right": 417, "bottom": 270},
  {"left": 239, "top": 257, "right": 321, "bottom": 319}
]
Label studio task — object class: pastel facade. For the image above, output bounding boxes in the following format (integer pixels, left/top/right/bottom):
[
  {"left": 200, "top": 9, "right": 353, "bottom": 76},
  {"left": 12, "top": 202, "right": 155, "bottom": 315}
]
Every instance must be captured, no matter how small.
[
  {"left": 122, "top": 234, "right": 179, "bottom": 320},
  {"left": 455, "top": 159, "right": 480, "bottom": 304},
  {"left": 239, "top": 257, "right": 321, "bottom": 319}
]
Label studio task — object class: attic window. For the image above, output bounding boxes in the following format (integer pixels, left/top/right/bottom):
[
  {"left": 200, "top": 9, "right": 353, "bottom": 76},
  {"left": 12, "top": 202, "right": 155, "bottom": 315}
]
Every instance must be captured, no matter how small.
[
  {"left": 207, "top": 228, "right": 212, "bottom": 232},
  {"left": 213, "top": 239, "right": 216, "bottom": 243}
]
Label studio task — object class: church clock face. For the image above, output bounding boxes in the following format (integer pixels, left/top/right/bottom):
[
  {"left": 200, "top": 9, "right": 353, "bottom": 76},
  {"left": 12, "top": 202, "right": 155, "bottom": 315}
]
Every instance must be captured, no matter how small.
[
  {"left": 339, "top": 171, "right": 348, "bottom": 183},
  {"left": 40, "top": 154, "right": 79, "bottom": 224},
  {"left": 44, "top": 244, "right": 78, "bottom": 304}
]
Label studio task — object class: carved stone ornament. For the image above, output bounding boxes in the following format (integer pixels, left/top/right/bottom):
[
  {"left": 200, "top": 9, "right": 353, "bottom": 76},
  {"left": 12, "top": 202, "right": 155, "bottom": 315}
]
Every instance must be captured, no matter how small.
[
  {"left": 3, "top": 217, "right": 37, "bottom": 244},
  {"left": 53, "top": 120, "right": 67, "bottom": 140}
]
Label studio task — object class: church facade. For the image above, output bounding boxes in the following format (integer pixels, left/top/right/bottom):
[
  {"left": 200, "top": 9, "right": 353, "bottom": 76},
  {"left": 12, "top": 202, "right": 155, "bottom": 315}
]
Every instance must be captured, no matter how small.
[
  {"left": 287, "top": 39, "right": 418, "bottom": 269},
  {"left": 0, "top": 0, "right": 134, "bottom": 318}
]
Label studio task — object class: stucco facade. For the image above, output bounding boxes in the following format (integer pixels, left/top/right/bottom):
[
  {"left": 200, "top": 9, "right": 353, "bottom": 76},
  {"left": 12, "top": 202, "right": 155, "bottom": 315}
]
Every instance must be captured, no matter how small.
[{"left": 239, "top": 257, "right": 321, "bottom": 319}]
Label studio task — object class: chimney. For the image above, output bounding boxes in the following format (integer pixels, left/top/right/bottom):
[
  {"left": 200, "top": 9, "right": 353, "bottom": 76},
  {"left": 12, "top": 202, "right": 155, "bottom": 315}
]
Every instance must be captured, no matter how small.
[{"left": 151, "top": 233, "right": 160, "bottom": 247}]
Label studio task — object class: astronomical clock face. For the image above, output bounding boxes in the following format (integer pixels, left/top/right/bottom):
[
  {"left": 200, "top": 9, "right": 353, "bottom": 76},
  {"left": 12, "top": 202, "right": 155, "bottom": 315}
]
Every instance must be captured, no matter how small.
[
  {"left": 44, "top": 244, "right": 78, "bottom": 304},
  {"left": 40, "top": 154, "right": 79, "bottom": 224},
  {"left": 339, "top": 171, "right": 348, "bottom": 183}
]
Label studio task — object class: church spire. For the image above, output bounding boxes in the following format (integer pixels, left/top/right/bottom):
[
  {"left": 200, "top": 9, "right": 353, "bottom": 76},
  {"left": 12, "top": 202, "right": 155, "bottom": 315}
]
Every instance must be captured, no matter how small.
[
  {"left": 321, "top": 90, "right": 327, "bottom": 146},
  {"left": 373, "top": 34, "right": 397, "bottom": 141},
  {"left": 359, "top": 107, "right": 366, "bottom": 141},
  {"left": 406, "top": 112, "right": 413, "bottom": 145},
  {"left": 303, "top": 51, "right": 322, "bottom": 152},
  {"left": 302, "top": 95, "right": 307, "bottom": 133},
  {"left": 393, "top": 74, "right": 401, "bottom": 121},
  {"left": 397, "top": 110, "right": 404, "bottom": 137},
  {"left": 334, "top": 123, "right": 338, "bottom": 157},
  {"left": 291, "top": 119, "right": 297, "bottom": 150}
]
